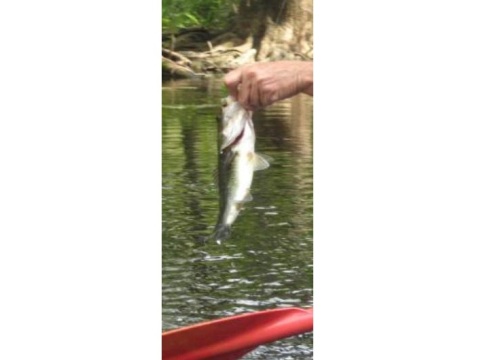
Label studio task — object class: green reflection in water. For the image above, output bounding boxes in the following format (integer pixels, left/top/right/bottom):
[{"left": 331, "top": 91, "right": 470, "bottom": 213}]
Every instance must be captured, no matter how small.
[{"left": 162, "top": 78, "right": 313, "bottom": 359}]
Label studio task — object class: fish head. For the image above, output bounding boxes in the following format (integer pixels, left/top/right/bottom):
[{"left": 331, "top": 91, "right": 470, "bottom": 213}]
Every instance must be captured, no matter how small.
[{"left": 220, "top": 96, "right": 252, "bottom": 151}]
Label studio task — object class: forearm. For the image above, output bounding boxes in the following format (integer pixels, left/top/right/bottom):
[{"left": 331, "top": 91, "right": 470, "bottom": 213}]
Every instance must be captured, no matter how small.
[{"left": 298, "top": 61, "right": 313, "bottom": 96}]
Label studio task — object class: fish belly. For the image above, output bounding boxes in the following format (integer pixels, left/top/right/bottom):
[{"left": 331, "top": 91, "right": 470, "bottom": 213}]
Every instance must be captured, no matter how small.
[{"left": 225, "top": 155, "right": 253, "bottom": 224}]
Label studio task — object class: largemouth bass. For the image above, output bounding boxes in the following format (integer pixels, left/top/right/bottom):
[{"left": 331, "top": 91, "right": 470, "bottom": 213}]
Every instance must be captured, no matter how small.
[{"left": 212, "top": 96, "right": 270, "bottom": 244}]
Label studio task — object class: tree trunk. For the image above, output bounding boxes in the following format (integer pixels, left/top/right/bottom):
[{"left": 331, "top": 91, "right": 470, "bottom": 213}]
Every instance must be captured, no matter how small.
[{"left": 229, "top": 0, "right": 313, "bottom": 61}]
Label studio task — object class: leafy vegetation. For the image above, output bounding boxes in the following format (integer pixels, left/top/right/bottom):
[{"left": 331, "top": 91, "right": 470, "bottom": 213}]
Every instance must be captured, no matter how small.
[{"left": 162, "top": 0, "right": 237, "bottom": 32}]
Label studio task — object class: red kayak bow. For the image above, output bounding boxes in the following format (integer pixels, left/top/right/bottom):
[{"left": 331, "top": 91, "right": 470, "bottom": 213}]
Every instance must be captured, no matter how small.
[{"left": 162, "top": 307, "right": 313, "bottom": 360}]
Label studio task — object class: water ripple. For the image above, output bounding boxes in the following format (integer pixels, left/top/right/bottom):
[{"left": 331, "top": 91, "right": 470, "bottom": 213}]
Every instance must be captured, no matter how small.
[{"left": 162, "top": 78, "right": 313, "bottom": 357}]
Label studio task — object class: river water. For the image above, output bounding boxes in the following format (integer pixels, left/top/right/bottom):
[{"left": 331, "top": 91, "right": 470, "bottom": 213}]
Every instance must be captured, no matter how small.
[{"left": 162, "top": 78, "right": 313, "bottom": 359}]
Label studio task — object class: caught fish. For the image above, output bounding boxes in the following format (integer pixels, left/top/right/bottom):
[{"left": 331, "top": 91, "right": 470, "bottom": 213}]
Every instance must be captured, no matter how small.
[{"left": 212, "top": 96, "right": 271, "bottom": 244}]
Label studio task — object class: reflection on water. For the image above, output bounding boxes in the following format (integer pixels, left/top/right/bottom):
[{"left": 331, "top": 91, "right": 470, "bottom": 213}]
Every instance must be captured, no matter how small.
[{"left": 162, "top": 78, "right": 313, "bottom": 359}]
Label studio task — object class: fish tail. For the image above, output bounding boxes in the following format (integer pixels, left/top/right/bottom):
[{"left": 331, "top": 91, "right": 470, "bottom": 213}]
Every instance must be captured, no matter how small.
[{"left": 212, "top": 224, "right": 231, "bottom": 244}]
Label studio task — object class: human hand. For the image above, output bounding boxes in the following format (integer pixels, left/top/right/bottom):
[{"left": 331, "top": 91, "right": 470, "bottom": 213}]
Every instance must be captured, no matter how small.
[{"left": 224, "top": 61, "right": 313, "bottom": 110}]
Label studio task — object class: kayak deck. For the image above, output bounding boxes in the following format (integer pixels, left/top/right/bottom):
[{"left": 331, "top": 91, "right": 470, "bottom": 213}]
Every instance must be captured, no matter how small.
[{"left": 162, "top": 307, "right": 313, "bottom": 360}]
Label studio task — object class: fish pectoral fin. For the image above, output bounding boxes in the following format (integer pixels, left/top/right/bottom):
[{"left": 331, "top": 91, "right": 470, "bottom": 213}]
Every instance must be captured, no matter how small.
[{"left": 253, "top": 153, "right": 272, "bottom": 171}]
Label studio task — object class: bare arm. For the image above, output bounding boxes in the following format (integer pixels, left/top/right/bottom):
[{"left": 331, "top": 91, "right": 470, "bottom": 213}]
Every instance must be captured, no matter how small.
[{"left": 224, "top": 61, "right": 313, "bottom": 110}]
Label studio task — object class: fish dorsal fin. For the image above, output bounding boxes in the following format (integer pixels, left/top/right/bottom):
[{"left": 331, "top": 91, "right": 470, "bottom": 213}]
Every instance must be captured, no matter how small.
[
  {"left": 212, "top": 168, "right": 219, "bottom": 186},
  {"left": 223, "top": 150, "right": 236, "bottom": 167},
  {"left": 253, "top": 153, "right": 272, "bottom": 171},
  {"left": 213, "top": 151, "right": 235, "bottom": 185}
]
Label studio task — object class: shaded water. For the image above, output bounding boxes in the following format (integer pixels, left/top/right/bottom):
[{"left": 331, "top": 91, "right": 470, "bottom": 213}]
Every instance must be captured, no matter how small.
[{"left": 162, "top": 78, "right": 313, "bottom": 359}]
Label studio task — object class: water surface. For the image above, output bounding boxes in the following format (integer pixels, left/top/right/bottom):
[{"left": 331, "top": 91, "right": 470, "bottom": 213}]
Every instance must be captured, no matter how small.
[{"left": 162, "top": 78, "right": 313, "bottom": 359}]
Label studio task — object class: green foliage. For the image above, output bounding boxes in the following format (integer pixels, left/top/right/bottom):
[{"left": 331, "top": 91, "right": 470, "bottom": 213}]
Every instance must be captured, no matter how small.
[{"left": 162, "top": 0, "right": 236, "bottom": 31}]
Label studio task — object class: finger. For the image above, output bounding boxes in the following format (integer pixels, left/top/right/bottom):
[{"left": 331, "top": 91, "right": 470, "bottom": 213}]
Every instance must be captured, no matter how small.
[
  {"left": 224, "top": 69, "right": 241, "bottom": 100},
  {"left": 238, "top": 75, "right": 253, "bottom": 110},
  {"left": 249, "top": 79, "right": 260, "bottom": 110}
]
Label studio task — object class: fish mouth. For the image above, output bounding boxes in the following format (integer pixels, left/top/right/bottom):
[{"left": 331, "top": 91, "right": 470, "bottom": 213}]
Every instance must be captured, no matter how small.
[{"left": 212, "top": 224, "right": 231, "bottom": 244}]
